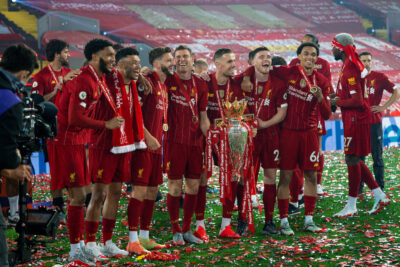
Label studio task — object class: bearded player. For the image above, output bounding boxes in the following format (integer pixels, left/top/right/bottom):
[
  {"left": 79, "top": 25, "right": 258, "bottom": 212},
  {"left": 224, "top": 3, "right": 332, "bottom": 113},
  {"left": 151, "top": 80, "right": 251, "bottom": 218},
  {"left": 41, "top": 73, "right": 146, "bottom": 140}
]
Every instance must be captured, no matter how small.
[
  {"left": 68, "top": 39, "right": 125, "bottom": 262},
  {"left": 127, "top": 46, "right": 173, "bottom": 254},
  {"left": 330, "top": 33, "right": 390, "bottom": 217}
]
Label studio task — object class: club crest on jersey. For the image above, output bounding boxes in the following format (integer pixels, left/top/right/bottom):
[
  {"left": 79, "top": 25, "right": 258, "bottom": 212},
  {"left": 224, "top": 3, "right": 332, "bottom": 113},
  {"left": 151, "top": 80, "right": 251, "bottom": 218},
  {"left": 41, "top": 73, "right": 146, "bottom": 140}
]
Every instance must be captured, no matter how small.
[
  {"left": 348, "top": 77, "right": 356, "bottom": 85},
  {"left": 32, "top": 81, "right": 38, "bottom": 88},
  {"left": 138, "top": 169, "right": 144, "bottom": 178},
  {"left": 97, "top": 169, "right": 104, "bottom": 180},
  {"left": 79, "top": 91, "right": 87, "bottom": 100},
  {"left": 69, "top": 172, "right": 76, "bottom": 183},
  {"left": 258, "top": 86, "right": 263, "bottom": 94},
  {"left": 300, "top": 79, "right": 307, "bottom": 88},
  {"left": 370, "top": 79, "right": 375, "bottom": 86}
]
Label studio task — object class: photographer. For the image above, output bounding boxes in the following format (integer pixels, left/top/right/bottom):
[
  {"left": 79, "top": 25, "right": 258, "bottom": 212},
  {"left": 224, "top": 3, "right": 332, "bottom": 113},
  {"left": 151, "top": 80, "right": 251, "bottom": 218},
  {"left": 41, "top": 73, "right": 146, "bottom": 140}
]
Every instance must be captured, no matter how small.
[{"left": 0, "top": 44, "right": 37, "bottom": 266}]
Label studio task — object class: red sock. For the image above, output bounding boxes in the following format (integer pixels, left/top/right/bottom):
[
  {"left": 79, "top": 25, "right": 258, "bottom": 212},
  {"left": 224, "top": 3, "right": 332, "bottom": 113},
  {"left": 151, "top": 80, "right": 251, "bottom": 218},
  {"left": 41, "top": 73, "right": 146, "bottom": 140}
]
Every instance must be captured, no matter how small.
[
  {"left": 67, "top": 205, "right": 83, "bottom": 244},
  {"left": 101, "top": 218, "right": 115, "bottom": 244},
  {"left": 140, "top": 199, "right": 155, "bottom": 231},
  {"left": 195, "top": 185, "right": 207, "bottom": 221},
  {"left": 359, "top": 161, "right": 379, "bottom": 190},
  {"left": 85, "top": 220, "right": 99, "bottom": 243},
  {"left": 348, "top": 164, "right": 361, "bottom": 197},
  {"left": 237, "top": 184, "right": 244, "bottom": 221},
  {"left": 263, "top": 184, "right": 276, "bottom": 222},
  {"left": 222, "top": 181, "right": 238, "bottom": 218},
  {"left": 289, "top": 169, "right": 301, "bottom": 202},
  {"left": 182, "top": 193, "right": 197, "bottom": 232},
  {"left": 278, "top": 199, "right": 289, "bottom": 219},
  {"left": 128, "top": 198, "right": 143, "bottom": 231},
  {"left": 167, "top": 194, "right": 181, "bottom": 233},
  {"left": 317, "top": 153, "right": 324, "bottom": 185},
  {"left": 303, "top": 195, "right": 317, "bottom": 216}
]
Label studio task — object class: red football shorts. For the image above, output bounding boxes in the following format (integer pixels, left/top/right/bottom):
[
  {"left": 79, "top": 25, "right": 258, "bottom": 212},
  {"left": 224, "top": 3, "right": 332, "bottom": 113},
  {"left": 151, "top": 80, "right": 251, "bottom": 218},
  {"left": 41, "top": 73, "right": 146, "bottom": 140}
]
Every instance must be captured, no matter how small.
[
  {"left": 279, "top": 128, "right": 320, "bottom": 171},
  {"left": 343, "top": 121, "right": 371, "bottom": 156},
  {"left": 47, "top": 142, "right": 89, "bottom": 189},
  {"left": 131, "top": 150, "right": 163, "bottom": 187},
  {"left": 253, "top": 131, "right": 280, "bottom": 169},
  {"left": 89, "top": 147, "right": 131, "bottom": 184},
  {"left": 166, "top": 142, "right": 204, "bottom": 180}
]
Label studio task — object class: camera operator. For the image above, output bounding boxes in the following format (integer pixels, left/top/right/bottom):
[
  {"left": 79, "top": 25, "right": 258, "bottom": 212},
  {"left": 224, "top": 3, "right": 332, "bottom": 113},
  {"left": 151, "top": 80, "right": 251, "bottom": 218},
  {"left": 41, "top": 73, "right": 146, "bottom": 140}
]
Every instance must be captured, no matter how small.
[{"left": 0, "top": 43, "right": 37, "bottom": 267}]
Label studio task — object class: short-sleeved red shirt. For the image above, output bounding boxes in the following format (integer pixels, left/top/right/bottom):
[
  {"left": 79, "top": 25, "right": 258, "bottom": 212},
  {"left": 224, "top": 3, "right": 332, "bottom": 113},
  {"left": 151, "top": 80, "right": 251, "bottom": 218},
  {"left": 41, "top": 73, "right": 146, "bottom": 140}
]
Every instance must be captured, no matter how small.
[
  {"left": 31, "top": 65, "right": 71, "bottom": 104},
  {"left": 165, "top": 74, "right": 208, "bottom": 147},
  {"left": 364, "top": 71, "right": 396, "bottom": 124}
]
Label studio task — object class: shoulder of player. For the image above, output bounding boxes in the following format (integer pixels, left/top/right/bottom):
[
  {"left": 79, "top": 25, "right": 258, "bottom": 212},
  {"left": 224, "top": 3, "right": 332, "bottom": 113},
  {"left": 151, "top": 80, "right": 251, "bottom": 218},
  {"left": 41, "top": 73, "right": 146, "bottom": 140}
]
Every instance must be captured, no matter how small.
[
  {"left": 269, "top": 74, "right": 286, "bottom": 88},
  {"left": 33, "top": 66, "right": 49, "bottom": 79},
  {"left": 316, "top": 57, "right": 329, "bottom": 65},
  {"left": 288, "top": 58, "right": 299, "bottom": 66},
  {"left": 193, "top": 74, "right": 208, "bottom": 88}
]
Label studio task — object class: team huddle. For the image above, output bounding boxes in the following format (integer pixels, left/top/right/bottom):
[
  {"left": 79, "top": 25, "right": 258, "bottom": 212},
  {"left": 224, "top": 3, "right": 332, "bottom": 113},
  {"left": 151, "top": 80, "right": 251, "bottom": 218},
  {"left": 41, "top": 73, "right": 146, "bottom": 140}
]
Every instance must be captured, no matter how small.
[{"left": 30, "top": 32, "right": 398, "bottom": 265}]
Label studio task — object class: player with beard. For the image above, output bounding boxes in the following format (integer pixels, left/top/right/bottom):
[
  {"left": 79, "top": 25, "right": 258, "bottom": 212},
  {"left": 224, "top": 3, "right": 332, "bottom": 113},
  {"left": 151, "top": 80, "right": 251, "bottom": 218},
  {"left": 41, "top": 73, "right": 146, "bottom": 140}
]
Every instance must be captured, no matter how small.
[
  {"left": 164, "top": 45, "right": 210, "bottom": 245},
  {"left": 242, "top": 42, "right": 331, "bottom": 235},
  {"left": 358, "top": 51, "right": 399, "bottom": 192},
  {"left": 126, "top": 47, "right": 173, "bottom": 254},
  {"left": 192, "top": 48, "right": 245, "bottom": 241},
  {"left": 330, "top": 33, "right": 390, "bottom": 217},
  {"left": 84, "top": 47, "right": 148, "bottom": 259},
  {"left": 29, "top": 39, "right": 80, "bottom": 226},
  {"left": 239, "top": 47, "right": 288, "bottom": 236},
  {"left": 67, "top": 39, "right": 124, "bottom": 263}
]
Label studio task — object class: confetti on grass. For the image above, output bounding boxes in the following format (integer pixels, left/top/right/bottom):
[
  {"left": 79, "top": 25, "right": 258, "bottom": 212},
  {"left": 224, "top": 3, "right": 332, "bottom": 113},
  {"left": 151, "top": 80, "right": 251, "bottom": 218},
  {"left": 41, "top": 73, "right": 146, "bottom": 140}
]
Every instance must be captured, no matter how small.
[{"left": 6, "top": 148, "right": 400, "bottom": 266}]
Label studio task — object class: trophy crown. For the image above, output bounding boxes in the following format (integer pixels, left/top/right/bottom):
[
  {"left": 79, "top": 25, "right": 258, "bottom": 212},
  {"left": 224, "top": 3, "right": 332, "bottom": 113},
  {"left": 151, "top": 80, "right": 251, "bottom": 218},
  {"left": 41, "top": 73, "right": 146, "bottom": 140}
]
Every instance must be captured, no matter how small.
[{"left": 223, "top": 98, "right": 247, "bottom": 118}]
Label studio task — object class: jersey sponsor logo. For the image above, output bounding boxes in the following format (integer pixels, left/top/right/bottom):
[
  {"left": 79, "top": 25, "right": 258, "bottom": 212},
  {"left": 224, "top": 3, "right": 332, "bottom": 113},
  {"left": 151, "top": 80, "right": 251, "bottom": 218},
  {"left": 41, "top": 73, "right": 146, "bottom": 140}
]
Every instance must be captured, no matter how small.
[
  {"left": 347, "top": 77, "right": 356, "bottom": 85},
  {"left": 138, "top": 168, "right": 144, "bottom": 178},
  {"left": 70, "top": 172, "right": 76, "bottom": 183},
  {"left": 32, "top": 81, "right": 38, "bottom": 88},
  {"left": 79, "top": 91, "right": 87, "bottom": 100},
  {"left": 300, "top": 79, "right": 307, "bottom": 88},
  {"left": 97, "top": 169, "right": 104, "bottom": 180}
]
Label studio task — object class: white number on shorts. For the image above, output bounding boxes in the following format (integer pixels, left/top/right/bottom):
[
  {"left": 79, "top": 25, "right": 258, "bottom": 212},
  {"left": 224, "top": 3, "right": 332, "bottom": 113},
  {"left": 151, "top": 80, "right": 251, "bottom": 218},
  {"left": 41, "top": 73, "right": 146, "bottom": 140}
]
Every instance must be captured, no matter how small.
[
  {"left": 309, "top": 151, "right": 319, "bottom": 162},
  {"left": 344, "top": 137, "right": 352, "bottom": 148},
  {"left": 273, "top": 149, "right": 279, "bottom": 161}
]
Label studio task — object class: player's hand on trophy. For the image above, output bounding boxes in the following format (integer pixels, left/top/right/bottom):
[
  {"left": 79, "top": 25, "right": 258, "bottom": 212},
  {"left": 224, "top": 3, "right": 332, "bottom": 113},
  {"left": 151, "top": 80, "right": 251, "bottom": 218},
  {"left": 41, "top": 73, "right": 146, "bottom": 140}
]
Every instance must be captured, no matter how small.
[
  {"left": 105, "top": 116, "right": 124, "bottom": 130},
  {"left": 241, "top": 76, "right": 253, "bottom": 92}
]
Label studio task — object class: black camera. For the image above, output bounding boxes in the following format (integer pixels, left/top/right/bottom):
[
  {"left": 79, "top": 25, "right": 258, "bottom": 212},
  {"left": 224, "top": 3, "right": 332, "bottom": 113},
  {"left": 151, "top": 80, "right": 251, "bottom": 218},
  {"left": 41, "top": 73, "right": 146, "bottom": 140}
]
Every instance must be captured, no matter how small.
[
  {"left": 16, "top": 85, "right": 58, "bottom": 159},
  {"left": 8, "top": 84, "right": 59, "bottom": 266}
]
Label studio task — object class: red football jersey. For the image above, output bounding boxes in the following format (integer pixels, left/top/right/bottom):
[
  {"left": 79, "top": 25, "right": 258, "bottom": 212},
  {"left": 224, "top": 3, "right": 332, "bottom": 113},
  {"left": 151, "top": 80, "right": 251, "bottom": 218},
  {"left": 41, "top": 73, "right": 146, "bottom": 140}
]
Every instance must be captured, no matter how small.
[
  {"left": 31, "top": 65, "right": 71, "bottom": 104},
  {"left": 336, "top": 59, "right": 370, "bottom": 125},
  {"left": 88, "top": 72, "right": 124, "bottom": 150},
  {"left": 289, "top": 57, "right": 331, "bottom": 83},
  {"left": 243, "top": 74, "right": 287, "bottom": 137},
  {"left": 67, "top": 65, "right": 105, "bottom": 144},
  {"left": 141, "top": 72, "right": 168, "bottom": 154},
  {"left": 165, "top": 74, "right": 208, "bottom": 146},
  {"left": 271, "top": 65, "right": 331, "bottom": 131},
  {"left": 364, "top": 71, "right": 396, "bottom": 124},
  {"left": 206, "top": 73, "right": 245, "bottom": 125}
]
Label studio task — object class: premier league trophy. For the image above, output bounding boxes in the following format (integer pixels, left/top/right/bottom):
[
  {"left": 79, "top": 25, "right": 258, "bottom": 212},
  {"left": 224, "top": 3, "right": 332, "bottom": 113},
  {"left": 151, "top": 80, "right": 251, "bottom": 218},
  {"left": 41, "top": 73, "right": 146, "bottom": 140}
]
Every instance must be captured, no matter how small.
[{"left": 221, "top": 98, "right": 251, "bottom": 179}]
